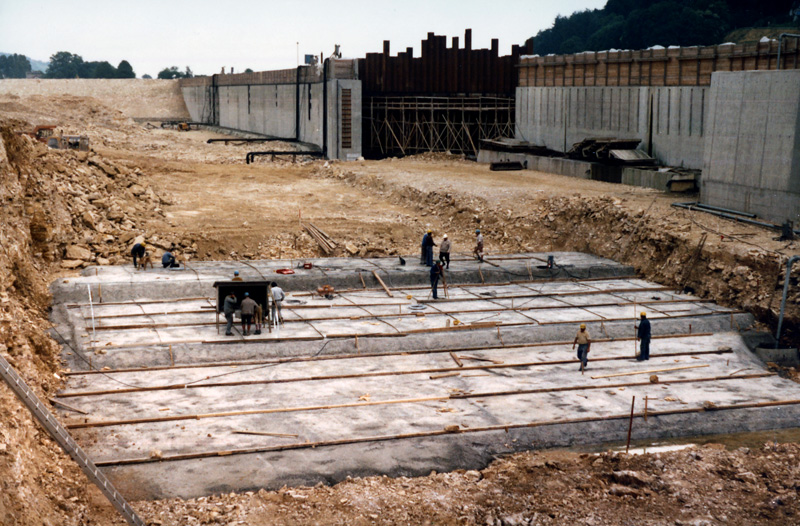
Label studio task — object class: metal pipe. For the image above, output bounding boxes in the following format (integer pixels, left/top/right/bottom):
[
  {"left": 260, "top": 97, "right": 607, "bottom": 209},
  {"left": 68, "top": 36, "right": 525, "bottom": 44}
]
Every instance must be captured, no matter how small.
[
  {"left": 671, "top": 203, "right": 800, "bottom": 235},
  {"left": 777, "top": 33, "right": 800, "bottom": 70},
  {"left": 322, "top": 58, "right": 329, "bottom": 159},
  {"left": 295, "top": 65, "right": 301, "bottom": 141},
  {"left": 246, "top": 150, "right": 324, "bottom": 164},
  {"left": 775, "top": 255, "right": 800, "bottom": 347},
  {"left": 692, "top": 202, "right": 758, "bottom": 218},
  {"left": 207, "top": 137, "right": 297, "bottom": 144}
]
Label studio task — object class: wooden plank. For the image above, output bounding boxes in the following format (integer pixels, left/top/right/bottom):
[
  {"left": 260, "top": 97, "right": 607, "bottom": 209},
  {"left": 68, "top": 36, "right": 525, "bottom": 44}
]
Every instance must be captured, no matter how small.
[
  {"left": 591, "top": 364, "right": 709, "bottom": 379},
  {"left": 449, "top": 352, "right": 464, "bottom": 367},
  {"left": 371, "top": 270, "right": 393, "bottom": 297},
  {"left": 233, "top": 430, "right": 299, "bottom": 438}
]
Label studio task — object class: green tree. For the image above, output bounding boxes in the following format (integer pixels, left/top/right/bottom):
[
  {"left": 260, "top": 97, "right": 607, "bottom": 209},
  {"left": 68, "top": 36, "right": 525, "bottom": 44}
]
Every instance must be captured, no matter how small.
[
  {"left": 90, "top": 61, "right": 117, "bottom": 79},
  {"left": 142, "top": 74, "right": 153, "bottom": 79},
  {"left": 157, "top": 66, "right": 182, "bottom": 79},
  {"left": 45, "top": 51, "right": 84, "bottom": 78},
  {"left": 0, "top": 54, "right": 32, "bottom": 78},
  {"left": 116, "top": 60, "right": 136, "bottom": 78},
  {"left": 157, "top": 66, "right": 194, "bottom": 79},
  {"left": 244, "top": 68, "right": 254, "bottom": 73}
]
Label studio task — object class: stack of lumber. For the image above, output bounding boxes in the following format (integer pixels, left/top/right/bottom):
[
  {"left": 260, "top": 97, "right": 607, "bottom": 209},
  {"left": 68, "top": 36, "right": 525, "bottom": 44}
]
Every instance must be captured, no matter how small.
[{"left": 303, "top": 222, "right": 338, "bottom": 254}]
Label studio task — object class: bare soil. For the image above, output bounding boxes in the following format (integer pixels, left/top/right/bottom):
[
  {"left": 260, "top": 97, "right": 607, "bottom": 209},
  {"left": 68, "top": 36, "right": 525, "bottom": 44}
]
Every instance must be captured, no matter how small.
[{"left": 0, "top": 93, "right": 799, "bottom": 525}]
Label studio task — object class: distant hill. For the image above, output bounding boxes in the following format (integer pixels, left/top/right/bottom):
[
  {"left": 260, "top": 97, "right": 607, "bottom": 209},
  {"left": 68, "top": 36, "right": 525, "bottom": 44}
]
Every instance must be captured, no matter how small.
[
  {"left": 0, "top": 52, "right": 49, "bottom": 72},
  {"left": 530, "top": 0, "right": 800, "bottom": 55}
]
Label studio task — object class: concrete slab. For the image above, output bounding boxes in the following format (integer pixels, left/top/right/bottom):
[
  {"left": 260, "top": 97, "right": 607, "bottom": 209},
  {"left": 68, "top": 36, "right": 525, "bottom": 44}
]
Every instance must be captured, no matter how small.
[{"left": 48, "top": 254, "right": 793, "bottom": 500}]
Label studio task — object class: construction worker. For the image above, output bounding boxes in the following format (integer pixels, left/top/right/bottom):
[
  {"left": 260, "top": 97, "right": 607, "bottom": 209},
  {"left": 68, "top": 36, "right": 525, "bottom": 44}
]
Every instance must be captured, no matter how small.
[
  {"left": 573, "top": 323, "right": 591, "bottom": 371},
  {"left": 430, "top": 261, "right": 444, "bottom": 299},
  {"left": 131, "top": 242, "right": 146, "bottom": 268},
  {"left": 161, "top": 250, "right": 179, "bottom": 268},
  {"left": 223, "top": 291, "right": 237, "bottom": 336},
  {"left": 422, "top": 230, "right": 436, "bottom": 267},
  {"left": 232, "top": 270, "right": 243, "bottom": 281},
  {"left": 439, "top": 234, "right": 451, "bottom": 269},
  {"left": 240, "top": 292, "right": 257, "bottom": 336},
  {"left": 270, "top": 281, "right": 285, "bottom": 325},
  {"left": 473, "top": 229, "right": 484, "bottom": 261},
  {"left": 636, "top": 312, "right": 651, "bottom": 361}
]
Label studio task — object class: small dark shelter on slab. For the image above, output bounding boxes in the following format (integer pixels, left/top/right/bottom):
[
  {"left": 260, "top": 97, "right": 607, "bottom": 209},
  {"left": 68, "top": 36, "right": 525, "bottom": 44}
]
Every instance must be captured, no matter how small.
[{"left": 213, "top": 281, "right": 272, "bottom": 334}]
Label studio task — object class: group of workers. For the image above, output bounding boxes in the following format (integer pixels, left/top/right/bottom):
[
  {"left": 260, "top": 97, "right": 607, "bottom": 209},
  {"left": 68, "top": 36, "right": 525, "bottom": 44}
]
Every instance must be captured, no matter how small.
[
  {"left": 131, "top": 242, "right": 181, "bottom": 271},
  {"left": 222, "top": 276, "right": 285, "bottom": 336},
  {"left": 572, "top": 312, "right": 652, "bottom": 371},
  {"left": 421, "top": 229, "right": 485, "bottom": 300},
  {"left": 420, "top": 229, "right": 484, "bottom": 268}
]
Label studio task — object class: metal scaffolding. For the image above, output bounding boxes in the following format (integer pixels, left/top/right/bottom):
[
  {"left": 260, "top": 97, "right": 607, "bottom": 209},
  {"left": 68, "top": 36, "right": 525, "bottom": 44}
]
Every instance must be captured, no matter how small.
[{"left": 365, "top": 95, "right": 514, "bottom": 158}]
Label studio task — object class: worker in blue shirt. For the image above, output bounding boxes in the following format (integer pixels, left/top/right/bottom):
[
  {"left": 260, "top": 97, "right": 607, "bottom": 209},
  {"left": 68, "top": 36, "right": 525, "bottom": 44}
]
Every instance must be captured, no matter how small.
[{"left": 422, "top": 230, "right": 436, "bottom": 267}]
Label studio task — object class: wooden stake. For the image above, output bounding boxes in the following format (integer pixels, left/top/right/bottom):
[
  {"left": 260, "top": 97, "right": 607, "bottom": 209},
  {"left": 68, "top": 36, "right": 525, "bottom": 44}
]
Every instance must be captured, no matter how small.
[
  {"left": 360, "top": 272, "right": 366, "bottom": 289},
  {"left": 644, "top": 395, "right": 648, "bottom": 422},
  {"left": 372, "top": 271, "right": 393, "bottom": 297},
  {"left": 169, "top": 344, "right": 174, "bottom": 367},
  {"left": 591, "top": 364, "right": 709, "bottom": 379},
  {"left": 626, "top": 395, "right": 635, "bottom": 453},
  {"left": 449, "top": 352, "right": 464, "bottom": 367},
  {"left": 49, "top": 398, "right": 88, "bottom": 415}
]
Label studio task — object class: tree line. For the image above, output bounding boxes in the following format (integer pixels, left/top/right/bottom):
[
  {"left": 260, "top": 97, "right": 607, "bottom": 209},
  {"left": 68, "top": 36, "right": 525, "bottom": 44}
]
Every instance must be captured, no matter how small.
[
  {"left": 45, "top": 52, "right": 136, "bottom": 78},
  {"left": 531, "top": 0, "right": 799, "bottom": 56},
  {"left": 0, "top": 53, "right": 32, "bottom": 78}
]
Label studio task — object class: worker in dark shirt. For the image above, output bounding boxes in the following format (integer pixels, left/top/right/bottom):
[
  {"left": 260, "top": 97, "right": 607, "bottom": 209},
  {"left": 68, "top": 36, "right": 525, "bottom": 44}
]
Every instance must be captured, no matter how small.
[
  {"left": 131, "top": 242, "right": 145, "bottom": 268},
  {"left": 636, "top": 312, "right": 651, "bottom": 361},
  {"left": 223, "top": 292, "right": 237, "bottom": 336},
  {"left": 430, "top": 261, "right": 444, "bottom": 299},
  {"left": 423, "top": 230, "right": 436, "bottom": 267},
  {"left": 161, "top": 251, "right": 179, "bottom": 268}
]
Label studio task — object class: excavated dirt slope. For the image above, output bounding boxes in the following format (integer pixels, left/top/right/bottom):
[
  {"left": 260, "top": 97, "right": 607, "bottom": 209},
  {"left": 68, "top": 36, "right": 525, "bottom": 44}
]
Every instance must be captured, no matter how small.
[{"left": 0, "top": 91, "right": 798, "bottom": 525}]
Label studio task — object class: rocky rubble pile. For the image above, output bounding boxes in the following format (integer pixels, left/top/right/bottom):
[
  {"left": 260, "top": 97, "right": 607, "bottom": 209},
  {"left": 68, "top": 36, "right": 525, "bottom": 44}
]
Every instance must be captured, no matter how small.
[{"left": 2, "top": 121, "right": 195, "bottom": 269}]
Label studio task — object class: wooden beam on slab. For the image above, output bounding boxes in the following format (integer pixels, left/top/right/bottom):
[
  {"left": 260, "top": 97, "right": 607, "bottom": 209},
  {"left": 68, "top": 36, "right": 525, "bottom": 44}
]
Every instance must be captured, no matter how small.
[
  {"left": 372, "top": 271, "right": 393, "bottom": 297},
  {"left": 591, "top": 364, "right": 710, "bottom": 379}
]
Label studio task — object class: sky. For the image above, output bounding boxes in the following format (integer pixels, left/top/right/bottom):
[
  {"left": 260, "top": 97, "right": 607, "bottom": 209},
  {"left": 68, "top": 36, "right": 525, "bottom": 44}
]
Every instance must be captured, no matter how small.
[{"left": 0, "top": 0, "right": 607, "bottom": 77}]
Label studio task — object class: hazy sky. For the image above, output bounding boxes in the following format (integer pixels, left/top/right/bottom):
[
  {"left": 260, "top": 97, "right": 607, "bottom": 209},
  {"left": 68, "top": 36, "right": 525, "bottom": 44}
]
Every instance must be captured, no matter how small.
[{"left": 0, "top": 0, "right": 606, "bottom": 77}]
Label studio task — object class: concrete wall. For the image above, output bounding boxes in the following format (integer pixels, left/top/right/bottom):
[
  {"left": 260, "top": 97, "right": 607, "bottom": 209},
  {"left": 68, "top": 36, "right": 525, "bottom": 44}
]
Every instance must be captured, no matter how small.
[
  {"left": 701, "top": 70, "right": 800, "bottom": 225},
  {"left": 0, "top": 79, "right": 189, "bottom": 120},
  {"left": 179, "top": 62, "right": 362, "bottom": 160},
  {"left": 515, "top": 85, "right": 708, "bottom": 169}
]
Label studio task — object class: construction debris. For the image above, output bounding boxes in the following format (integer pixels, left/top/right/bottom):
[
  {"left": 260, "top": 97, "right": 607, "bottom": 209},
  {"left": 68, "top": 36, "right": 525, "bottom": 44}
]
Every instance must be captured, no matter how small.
[{"left": 303, "top": 222, "right": 338, "bottom": 254}]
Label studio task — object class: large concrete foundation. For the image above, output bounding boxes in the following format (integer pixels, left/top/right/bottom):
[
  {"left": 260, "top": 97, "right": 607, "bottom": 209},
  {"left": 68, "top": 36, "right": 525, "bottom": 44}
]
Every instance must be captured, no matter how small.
[{"left": 49, "top": 253, "right": 799, "bottom": 500}]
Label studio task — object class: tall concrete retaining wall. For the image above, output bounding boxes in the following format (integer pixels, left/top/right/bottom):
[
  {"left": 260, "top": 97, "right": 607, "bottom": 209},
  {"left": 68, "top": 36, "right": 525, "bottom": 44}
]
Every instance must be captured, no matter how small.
[
  {"left": 701, "top": 70, "right": 800, "bottom": 225},
  {"left": 180, "top": 61, "right": 362, "bottom": 160},
  {"left": 515, "top": 85, "right": 708, "bottom": 169},
  {"left": 0, "top": 79, "right": 189, "bottom": 120}
]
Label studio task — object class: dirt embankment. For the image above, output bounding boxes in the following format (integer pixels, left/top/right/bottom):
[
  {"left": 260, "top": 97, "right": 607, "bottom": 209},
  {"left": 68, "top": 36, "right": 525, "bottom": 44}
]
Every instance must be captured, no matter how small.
[
  {"left": 0, "top": 126, "right": 123, "bottom": 524},
  {"left": 132, "top": 443, "right": 800, "bottom": 525},
  {"left": 315, "top": 159, "right": 800, "bottom": 347}
]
